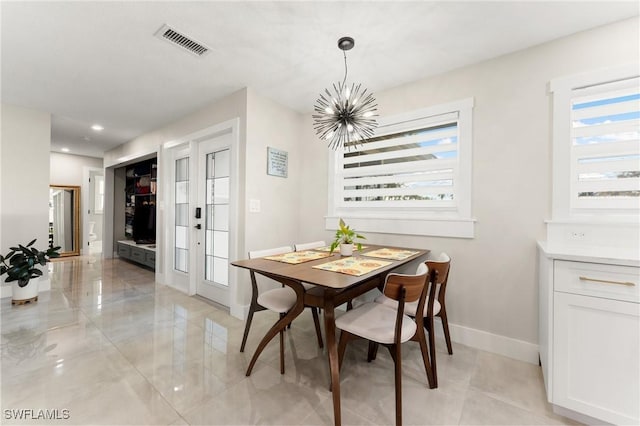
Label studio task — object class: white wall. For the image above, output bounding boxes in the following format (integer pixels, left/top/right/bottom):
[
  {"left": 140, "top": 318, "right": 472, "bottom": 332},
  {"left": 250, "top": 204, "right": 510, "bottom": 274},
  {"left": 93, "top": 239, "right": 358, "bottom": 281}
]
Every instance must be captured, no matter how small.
[
  {"left": 50, "top": 152, "right": 102, "bottom": 185},
  {"left": 244, "top": 88, "right": 303, "bottom": 253},
  {"left": 298, "top": 17, "right": 640, "bottom": 359},
  {"left": 0, "top": 104, "right": 52, "bottom": 295}
]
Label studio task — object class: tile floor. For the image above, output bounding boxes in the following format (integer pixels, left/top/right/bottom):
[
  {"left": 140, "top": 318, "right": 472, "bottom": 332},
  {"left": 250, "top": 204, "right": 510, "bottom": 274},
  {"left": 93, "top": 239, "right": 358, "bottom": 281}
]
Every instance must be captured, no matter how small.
[{"left": 1, "top": 256, "right": 579, "bottom": 425}]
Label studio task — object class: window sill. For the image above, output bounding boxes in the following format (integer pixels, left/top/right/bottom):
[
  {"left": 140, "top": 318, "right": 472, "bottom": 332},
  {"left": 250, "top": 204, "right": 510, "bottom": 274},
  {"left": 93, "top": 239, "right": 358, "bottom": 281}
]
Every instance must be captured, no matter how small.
[{"left": 325, "top": 215, "right": 476, "bottom": 239}]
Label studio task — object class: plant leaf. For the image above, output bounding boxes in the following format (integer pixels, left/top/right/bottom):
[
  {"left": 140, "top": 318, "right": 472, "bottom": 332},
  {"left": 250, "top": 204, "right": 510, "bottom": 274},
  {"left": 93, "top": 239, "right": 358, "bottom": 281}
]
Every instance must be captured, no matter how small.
[{"left": 27, "top": 239, "right": 37, "bottom": 247}]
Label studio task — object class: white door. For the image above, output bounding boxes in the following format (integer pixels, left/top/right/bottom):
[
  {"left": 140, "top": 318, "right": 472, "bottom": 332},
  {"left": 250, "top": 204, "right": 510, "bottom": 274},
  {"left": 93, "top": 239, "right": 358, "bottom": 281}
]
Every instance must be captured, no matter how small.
[
  {"left": 195, "top": 135, "right": 231, "bottom": 305},
  {"left": 165, "top": 122, "right": 238, "bottom": 308}
]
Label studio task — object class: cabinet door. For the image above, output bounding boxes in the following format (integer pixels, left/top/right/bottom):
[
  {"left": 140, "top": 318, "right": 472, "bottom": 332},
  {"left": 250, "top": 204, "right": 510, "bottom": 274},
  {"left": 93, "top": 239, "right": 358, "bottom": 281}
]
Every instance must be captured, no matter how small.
[{"left": 553, "top": 292, "right": 639, "bottom": 424}]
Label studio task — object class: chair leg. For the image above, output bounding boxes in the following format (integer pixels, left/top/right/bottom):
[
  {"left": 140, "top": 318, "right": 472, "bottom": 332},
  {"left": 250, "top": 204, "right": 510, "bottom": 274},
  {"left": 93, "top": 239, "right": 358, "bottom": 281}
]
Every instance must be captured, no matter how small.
[
  {"left": 279, "top": 313, "right": 285, "bottom": 374},
  {"left": 337, "top": 330, "right": 351, "bottom": 371},
  {"left": 439, "top": 309, "right": 453, "bottom": 355},
  {"left": 413, "top": 323, "right": 435, "bottom": 388},
  {"left": 311, "top": 307, "right": 324, "bottom": 349},
  {"left": 367, "top": 341, "right": 379, "bottom": 362},
  {"left": 393, "top": 343, "right": 402, "bottom": 426},
  {"left": 426, "top": 316, "right": 438, "bottom": 388}
]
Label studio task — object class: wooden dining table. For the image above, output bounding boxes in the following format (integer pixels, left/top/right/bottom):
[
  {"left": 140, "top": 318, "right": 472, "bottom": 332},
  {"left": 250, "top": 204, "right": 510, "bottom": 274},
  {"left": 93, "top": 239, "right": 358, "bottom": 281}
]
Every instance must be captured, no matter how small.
[{"left": 231, "top": 244, "right": 430, "bottom": 426}]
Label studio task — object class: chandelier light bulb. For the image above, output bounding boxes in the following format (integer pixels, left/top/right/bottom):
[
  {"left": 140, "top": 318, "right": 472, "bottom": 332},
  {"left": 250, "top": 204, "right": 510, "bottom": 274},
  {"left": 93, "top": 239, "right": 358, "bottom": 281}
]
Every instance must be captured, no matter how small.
[{"left": 325, "top": 107, "right": 334, "bottom": 114}]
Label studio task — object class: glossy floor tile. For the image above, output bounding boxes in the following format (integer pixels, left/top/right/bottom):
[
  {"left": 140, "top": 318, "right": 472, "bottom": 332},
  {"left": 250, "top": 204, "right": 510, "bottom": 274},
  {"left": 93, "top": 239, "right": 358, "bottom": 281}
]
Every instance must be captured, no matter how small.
[{"left": 1, "top": 256, "right": 579, "bottom": 425}]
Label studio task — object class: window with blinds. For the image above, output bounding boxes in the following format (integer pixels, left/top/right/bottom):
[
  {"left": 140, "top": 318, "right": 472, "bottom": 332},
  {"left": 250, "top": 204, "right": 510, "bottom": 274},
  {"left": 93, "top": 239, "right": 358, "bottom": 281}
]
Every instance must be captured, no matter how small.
[
  {"left": 338, "top": 117, "right": 459, "bottom": 209},
  {"left": 570, "top": 77, "right": 640, "bottom": 210},
  {"left": 329, "top": 98, "right": 474, "bottom": 234}
]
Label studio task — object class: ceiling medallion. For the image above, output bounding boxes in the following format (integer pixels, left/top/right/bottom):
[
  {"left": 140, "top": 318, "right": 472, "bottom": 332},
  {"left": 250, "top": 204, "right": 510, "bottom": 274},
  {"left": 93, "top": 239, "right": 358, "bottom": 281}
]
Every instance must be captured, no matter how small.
[{"left": 312, "top": 36, "right": 378, "bottom": 151}]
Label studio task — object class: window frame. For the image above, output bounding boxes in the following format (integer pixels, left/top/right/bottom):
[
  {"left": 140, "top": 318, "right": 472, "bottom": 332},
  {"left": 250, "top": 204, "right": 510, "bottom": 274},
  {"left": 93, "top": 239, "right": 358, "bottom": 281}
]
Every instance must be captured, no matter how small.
[
  {"left": 326, "top": 98, "right": 475, "bottom": 238},
  {"left": 549, "top": 63, "right": 639, "bottom": 222}
]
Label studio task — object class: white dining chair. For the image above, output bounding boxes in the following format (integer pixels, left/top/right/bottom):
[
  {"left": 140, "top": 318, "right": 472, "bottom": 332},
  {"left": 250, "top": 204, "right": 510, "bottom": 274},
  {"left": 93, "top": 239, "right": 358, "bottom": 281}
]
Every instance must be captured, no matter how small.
[
  {"left": 240, "top": 245, "right": 324, "bottom": 374},
  {"left": 335, "top": 264, "right": 432, "bottom": 425}
]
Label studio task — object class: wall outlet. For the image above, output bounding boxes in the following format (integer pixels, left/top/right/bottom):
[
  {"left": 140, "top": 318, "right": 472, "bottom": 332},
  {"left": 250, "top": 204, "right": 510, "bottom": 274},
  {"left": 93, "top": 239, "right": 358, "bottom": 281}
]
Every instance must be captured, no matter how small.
[{"left": 569, "top": 231, "right": 586, "bottom": 240}]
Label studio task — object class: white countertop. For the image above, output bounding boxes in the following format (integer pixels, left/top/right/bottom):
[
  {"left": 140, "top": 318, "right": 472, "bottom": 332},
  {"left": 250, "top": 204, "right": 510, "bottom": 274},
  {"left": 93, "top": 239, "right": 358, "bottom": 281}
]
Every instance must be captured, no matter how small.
[
  {"left": 537, "top": 241, "right": 639, "bottom": 267},
  {"left": 117, "top": 240, "right": 156, "bottom": 252}
]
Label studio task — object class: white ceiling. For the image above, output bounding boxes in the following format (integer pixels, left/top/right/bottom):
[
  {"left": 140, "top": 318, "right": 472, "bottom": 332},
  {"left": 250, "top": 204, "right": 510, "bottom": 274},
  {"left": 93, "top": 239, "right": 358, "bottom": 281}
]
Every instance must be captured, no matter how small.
[{"left": 1, "top": 1, "right": 638, "bottom": 159}]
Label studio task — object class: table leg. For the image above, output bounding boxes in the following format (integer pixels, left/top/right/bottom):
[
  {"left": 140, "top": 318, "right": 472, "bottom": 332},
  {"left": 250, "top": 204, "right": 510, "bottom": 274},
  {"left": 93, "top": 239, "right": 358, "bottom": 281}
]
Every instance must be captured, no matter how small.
[{"left": 323, "top": 297, "right": 341, "bottom": 426}]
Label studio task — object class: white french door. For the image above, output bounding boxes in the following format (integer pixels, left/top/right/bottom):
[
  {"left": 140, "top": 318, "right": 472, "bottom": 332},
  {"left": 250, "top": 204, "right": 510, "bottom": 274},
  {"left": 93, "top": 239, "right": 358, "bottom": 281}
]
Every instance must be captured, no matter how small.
[
  {"left": 195, "top": 136, "right": 231, "bottom": 304},
  {"left": 166, "top": 126, "right": 236, "bottom": 308}
]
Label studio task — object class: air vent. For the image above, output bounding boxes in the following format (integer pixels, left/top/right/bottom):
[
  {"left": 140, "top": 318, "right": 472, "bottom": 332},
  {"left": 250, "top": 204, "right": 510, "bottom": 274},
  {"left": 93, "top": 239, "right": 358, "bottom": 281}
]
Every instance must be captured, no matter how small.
[{"left": 154, "top": 24, "right": 210, "bottom": 57}]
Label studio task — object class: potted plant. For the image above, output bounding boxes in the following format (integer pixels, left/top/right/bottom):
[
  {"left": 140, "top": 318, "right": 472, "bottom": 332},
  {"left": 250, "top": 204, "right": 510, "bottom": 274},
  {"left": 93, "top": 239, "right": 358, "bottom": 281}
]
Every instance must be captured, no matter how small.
[
  {"left": 329, "top": 218, "right": 366, "bottom": 256},
  {"left": 0, "top": 239, "right": 60, "bottom": 304}
]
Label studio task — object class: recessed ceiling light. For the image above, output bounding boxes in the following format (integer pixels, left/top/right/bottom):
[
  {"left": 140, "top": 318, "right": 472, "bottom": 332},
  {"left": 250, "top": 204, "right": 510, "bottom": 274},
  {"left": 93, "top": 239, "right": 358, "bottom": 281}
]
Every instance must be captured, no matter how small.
[
  {"left": 91, "top": 124, "right": 104, "bottom": 131},
  {"left": 61, "top": 148, "right": 70, "bottom": 152},
  {"left": 83, "top": 136, "right": 91, "bottom": 141}
]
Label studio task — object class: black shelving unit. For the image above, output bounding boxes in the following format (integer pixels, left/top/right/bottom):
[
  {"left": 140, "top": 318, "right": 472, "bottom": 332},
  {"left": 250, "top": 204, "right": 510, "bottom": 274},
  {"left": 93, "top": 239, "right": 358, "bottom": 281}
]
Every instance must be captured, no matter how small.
[{"left": 124, "top": 158, "right": 157, "bottom": 243}]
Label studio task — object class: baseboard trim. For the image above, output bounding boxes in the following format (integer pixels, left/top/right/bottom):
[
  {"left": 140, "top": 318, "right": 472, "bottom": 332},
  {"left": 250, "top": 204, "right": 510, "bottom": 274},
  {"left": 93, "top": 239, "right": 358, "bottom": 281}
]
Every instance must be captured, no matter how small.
[
  {"left": 432, "top": 317, "right": 539, "bottom": 364},
  {"left": 552, "top": 405, "right": 611, "bottom": 425}
]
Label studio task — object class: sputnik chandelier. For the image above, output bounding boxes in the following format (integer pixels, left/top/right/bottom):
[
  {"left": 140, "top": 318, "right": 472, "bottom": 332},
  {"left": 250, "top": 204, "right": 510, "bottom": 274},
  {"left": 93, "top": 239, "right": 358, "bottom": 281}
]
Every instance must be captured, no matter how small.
[{"left": 312, "top": 36, "right": 378, "bottom": 151}]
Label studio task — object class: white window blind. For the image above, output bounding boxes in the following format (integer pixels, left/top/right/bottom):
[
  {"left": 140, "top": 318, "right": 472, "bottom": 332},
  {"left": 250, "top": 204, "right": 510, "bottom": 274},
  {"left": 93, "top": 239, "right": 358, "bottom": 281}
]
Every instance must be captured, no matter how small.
[
  {"left": 570, "top": 77, "right": 640, "bottom": 210},
  {"left": 338, "top": 112, "right": 459, "bottom": 210}
]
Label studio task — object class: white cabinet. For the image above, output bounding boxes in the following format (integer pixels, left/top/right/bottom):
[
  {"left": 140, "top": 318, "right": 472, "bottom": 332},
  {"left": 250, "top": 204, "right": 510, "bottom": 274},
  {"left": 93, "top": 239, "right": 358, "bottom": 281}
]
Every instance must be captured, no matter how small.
[{"left": 539, "top": 246, "right": 640, "bottom": 425}]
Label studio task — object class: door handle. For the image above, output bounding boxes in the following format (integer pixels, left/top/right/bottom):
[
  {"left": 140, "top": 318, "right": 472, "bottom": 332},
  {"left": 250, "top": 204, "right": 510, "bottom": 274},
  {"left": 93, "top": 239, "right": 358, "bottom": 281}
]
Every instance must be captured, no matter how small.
[{"left": 194, "top": 224, "right": 202, "bottom": 229}]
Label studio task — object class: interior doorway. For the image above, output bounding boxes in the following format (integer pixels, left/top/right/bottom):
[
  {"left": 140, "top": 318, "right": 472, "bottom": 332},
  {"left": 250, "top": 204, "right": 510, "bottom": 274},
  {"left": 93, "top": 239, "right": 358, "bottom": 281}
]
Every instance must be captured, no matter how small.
[{"left": 83, "top": 167, "right": 104, "bottom": 256}]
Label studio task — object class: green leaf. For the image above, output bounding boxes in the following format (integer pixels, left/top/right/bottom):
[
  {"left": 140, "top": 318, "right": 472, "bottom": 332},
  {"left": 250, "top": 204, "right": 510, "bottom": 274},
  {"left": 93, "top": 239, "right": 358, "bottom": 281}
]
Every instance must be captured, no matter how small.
[
  {"left": 329, "top": 241, "right": 338, "bottom": 254},
  {"left": 10, "top": 254, "right": 25, "bottom": 265},
  {"left": 5, "top": 250, "right": 15, "bottom": 259},
  {"left": 31, "top": 269, "right": 43, "bottom": 277},
  {"left": 27, "top": 239, "right": 37, "bottom": 247}
]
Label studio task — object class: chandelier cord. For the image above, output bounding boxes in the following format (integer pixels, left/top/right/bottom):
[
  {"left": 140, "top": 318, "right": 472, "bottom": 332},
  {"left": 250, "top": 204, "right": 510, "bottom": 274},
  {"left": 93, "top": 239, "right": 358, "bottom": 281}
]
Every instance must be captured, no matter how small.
[{"left": 342, "top": 50, "right": 348, "bottom": 87}]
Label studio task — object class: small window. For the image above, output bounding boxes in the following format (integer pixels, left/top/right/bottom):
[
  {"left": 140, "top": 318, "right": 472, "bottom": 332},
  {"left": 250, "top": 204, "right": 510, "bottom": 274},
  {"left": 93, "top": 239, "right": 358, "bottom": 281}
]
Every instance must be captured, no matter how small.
[
  {"left": 550, "top": 64, "right": 639, "bottom": 220},
  {"left": 570, "top": 77, "right": 640, "bottom": 210},
  {"left": 327, "top": 98, "right": 474, "bottom": 238}
]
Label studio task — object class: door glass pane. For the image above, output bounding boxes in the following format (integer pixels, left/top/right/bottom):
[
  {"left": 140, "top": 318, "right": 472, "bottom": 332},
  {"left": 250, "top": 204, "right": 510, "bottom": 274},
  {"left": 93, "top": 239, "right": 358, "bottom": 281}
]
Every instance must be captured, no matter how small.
[
  {"left": 205, "top": 149, "right": 230, "bottom": 284},
  {"left": 213, "top": 205, "right": 229, "bottom": 231},
  {"left": 214, "top": 150, "right": 230, "bottom": 178},
  {"left": 175, "top": 157, "right": 189, "bottom": 273},
  {"left": 213, "top": 231, "right": 229, "bottom": 258},
  {"left": 213, "top": 177, "right": 229, "bottom": 204}
]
